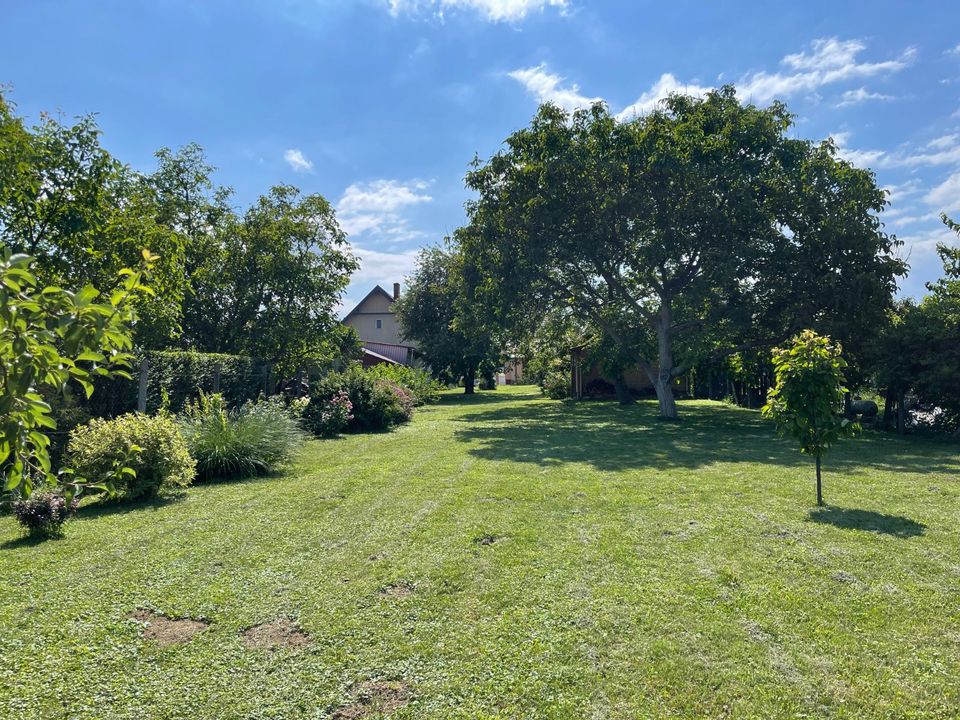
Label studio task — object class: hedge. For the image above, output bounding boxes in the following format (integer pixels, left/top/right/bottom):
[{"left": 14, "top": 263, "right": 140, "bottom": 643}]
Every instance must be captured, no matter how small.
[{"left": 87, "top": 351, "right": 268, "bottom": 416}]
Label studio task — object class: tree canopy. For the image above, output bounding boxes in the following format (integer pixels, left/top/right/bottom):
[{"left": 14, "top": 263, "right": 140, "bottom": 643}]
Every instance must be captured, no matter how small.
[
  {"left": 393, "top": 242, "right": 499, "bottom": 394},
  {"left": 0, "top": 92, "right": 358, "bottom": 374},
  {"left": 462, "top": 88, "right": 904, "bottom": 417}
]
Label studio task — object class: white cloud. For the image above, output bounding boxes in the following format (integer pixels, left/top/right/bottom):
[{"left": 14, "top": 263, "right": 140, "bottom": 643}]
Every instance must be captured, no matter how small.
[
  {"left": 349, "top": 245, "right": 421, "bottom": 285},
  {"left": 283, "top": 148, "right": 313, "bottom": 173},
  {"left": 508, "top": 63, "right": 601, "bottom": 112},
  {"left": 946, "top": 44, "right": 960, "bottom": 56},
  {"left": 616, "top": 73, "right": 712, "bottom": 120},
  {"left": 512, "top": 37, "right": 912, "bottom": 120},
  {"left": 339, "top": 179, "right": 432, "bottom": 214},
  {"left": 926, "top": 133, "right": 959, "bottom": 150},
  {"left": 830, "top": 132, "right": 888, "bottom": 167},
  {"left": 386, "top": 0, "right": 567, "bottom": 22},
  {"left": 898, "top": 226, "right": 958, "bottom": 254},
  {"left": 888, "top": 211, "right": 940, "bottom": 228},
  {"left": 737, "top": 38, "right": 914, "bottom": 104},
  {"left": 832, "top": 131, "right": 960, "bottom": 170},
  {"left": 925, "top": 171, "right": 960, "bottom": 212},
  {"left": 782, "top": 37, "right": 865, "bottom": 71},
  {"left": 836, "top": 86, "right": 895, "bottom": 107},
  {"left": 337, "top": 179, "right": 433, "bottom": 243},
  {"left": 883, "top": 179, "right": 925, "bottom": 203}
]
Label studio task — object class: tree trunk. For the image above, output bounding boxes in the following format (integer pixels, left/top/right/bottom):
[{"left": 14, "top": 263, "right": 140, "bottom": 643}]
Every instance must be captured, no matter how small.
[
  {"left": 613, "top": 375, "right": 634, "bottom": 405},
  {"left": 896, "top": 390, "right": 906, "bottom": 435},
  {"left": 464, "top": 366, "right": 476, "bottom": 395},
  {"left": 816, "top": 454, "right": 823, "bottom": 507},
  {"left": 651, "top": 303, "right": 679, "bottom": 418},
  {"left": 882, "top": 385, "right": 895, "bottom": 429}
]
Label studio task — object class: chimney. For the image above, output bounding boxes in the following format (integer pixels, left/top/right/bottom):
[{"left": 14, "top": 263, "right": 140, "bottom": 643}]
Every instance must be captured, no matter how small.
[{"left": 393, "top": 282, "right": 400, "bottom": 300}]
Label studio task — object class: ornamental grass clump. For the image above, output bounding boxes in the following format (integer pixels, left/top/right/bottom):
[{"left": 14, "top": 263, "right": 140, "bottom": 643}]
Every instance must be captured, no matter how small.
[{"left": 179, "top": 393, "right": 304, "bottom": 481}]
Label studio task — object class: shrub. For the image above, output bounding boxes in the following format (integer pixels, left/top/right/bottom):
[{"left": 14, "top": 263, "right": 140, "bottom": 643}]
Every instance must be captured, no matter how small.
[
  {"left": 365, "top": 364, "right": 443, "bottom": 405},
  {"left": 542, "top": 369, "right": 570, "bottom": 400},
  {"left": 301, "top": 389, "right": 353, "bottom": 437},
  {"left": 67, "top": 414, "right": 196, "bottom": 499},
  {"left": 179, "top": 394, "right": 305, "bottom": 480},
  {"left": 307, "top": 366, "right": 414, "bottom": 434},
  {"left": 13, "top": 492, "right": 78, "bottom": 537}
]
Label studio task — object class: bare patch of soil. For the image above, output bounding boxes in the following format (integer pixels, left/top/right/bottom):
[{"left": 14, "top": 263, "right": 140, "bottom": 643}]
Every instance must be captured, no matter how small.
[
  {"left": 331, "top": 680, "right": 412, "bottom": 719},
  {"left": 473, "top": 533, "right": 505, "bottom": 546},
  {"left": 832, "top": 571, "right": 858, "bottom": 584},
  {"left": 130, "top": 609, "right": 209, "bottom": 647},
  {"left": 241, "top": 618, "right": 311, "bottom": 650},
  {"left": 379, "top": 582, "right": 415, "bottom": 599}
]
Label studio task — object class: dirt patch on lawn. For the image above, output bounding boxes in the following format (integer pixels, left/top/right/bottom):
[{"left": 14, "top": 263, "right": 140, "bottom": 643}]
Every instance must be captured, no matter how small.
[
  {"left": 331, "top": 680, "right": 412, "bottom": 719},
  {"left": 130, "top": 609, "right": 209, "bottom": 647},
  {"left": 473, "top": 533, "right": 505, "bottom": 546},
  {"left": 831, "top": 571, "right": 858, "bottom": 584},
  {"left": 241, "top": 618, "right": 311, "bottom": 651},
  {"left": 379, "top": 582, "right": 415, "bottom": 599}
]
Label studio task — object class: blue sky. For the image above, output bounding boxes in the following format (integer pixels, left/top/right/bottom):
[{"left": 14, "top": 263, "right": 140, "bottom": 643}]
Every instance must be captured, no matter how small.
[{"left": 2, "top": 0, "right": 959, "bottom": 312}]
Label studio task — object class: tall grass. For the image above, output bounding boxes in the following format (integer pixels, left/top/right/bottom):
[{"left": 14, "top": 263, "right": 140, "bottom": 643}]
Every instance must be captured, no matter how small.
[{"left": 179, "top": 394, "right": 305, "bottom": 480}]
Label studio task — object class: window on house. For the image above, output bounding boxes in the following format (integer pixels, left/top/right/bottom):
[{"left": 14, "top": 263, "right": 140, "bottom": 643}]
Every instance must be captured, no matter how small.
[{"left": 376, "top": 319, "right": 382, "bottom": 329}]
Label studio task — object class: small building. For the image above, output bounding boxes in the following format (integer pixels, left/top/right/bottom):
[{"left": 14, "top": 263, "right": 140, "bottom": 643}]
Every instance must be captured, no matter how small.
[
  {"left": 570, "top": 346, "right": 688, "bottom": 400},
  {"left": 342, "top": 283, "right": 417, "bottom": 367}
]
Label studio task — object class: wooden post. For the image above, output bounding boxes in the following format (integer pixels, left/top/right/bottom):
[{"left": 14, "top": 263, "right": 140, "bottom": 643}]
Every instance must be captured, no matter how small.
[
  {"left": 212, "top": 366, "right": 221, "bottom": 394},
  {"left": 137, "top": 358, "right": 149, "bottom": 414}
]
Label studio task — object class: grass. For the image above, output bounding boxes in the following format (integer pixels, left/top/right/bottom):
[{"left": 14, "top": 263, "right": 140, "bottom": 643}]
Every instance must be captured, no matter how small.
[{"left": 1, "top": 386, "right": 959, "bottom": 719}]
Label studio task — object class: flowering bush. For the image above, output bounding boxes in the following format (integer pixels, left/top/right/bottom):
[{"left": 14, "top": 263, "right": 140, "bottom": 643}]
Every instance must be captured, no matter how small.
[
  {"left": 386, "top": 380, "right": 416, "bottom": 418},
  {"left": 306, "top": 365, "right": 415, "bottom": 434},
  {"left": 13, "top": 492, "right": 79, "bottom": 537},
  {"left": 301, "top": 389, "right": 353, "bottom": 437},
  {"left": 365, "top": 364, "right": 443, "bottom": 405}
]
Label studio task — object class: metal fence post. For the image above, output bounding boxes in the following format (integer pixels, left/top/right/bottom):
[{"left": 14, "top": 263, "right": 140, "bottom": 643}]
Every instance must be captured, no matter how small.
[{"left": 137, "top": 358, "right": 149, "bottom": 413}]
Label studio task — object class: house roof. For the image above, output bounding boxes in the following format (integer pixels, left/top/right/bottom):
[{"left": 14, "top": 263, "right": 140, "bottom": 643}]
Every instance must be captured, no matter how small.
[
  {"left": 361, "top": 346, "right": 399, "bottom": 365},
  {"left": 363, "top": 342, "right": 413, "bottom": 364},
  {"left": 342, "top": 284, "right": 395, "bottom": 322}
]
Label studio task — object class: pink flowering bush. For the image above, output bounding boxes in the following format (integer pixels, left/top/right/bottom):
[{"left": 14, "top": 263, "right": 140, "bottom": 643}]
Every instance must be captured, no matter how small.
[
  {"left": 302, "top": 389, "right": 354, "bottom": 437},
  {"left": 305, "top": 365, "right": 415, "bottom": 435}
]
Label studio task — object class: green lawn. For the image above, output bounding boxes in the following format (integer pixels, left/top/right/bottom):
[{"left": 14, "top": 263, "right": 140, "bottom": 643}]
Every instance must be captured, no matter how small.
[{"left": 2, "top": 386, "right": 959, "bottom": 719}]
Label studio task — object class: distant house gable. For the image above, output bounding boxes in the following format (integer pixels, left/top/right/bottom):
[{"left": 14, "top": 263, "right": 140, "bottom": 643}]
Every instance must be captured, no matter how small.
[
  {"left": 342, "top": 284, "right": 396, "bottom": 322},
  {"left": 342, "top": 283, "right": 417, "bottom": 364}
]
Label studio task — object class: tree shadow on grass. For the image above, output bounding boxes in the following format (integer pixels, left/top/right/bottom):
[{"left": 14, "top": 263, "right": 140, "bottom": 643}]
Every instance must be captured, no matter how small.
[
  {"left": 451, "top": 396, "right": 960, "bottom": 475},
  {"left": 439, "top": 389, "right": 541, "bottom": 407},
  {"left": 0, "top": 533, "right": 60, "bottom": 551},
  {"left": 807, "top": 506, "right": 927, "bottom": 538},
  {"left": 75, "top": 492, "right": 185, "bottom": 521}
]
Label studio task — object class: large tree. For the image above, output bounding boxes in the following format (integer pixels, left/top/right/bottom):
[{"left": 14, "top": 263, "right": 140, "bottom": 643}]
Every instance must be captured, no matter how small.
[
  {"left": 394, "top": 242, "right": 499, "bottom": 394},
  {"left": 463, "top": 88, "right": 903, "bottom": 417},
  {"left": 0, "top": 93, "right": 186, "bottom": 348},
  {"left": 182, "top": 185, "right": 358, "bottom": 374}
]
